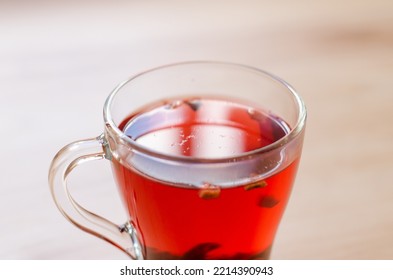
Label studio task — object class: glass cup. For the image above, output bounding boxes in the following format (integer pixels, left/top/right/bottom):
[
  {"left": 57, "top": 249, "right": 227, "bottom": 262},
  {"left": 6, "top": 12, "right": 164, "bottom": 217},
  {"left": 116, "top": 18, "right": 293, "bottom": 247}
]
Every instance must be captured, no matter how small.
[{"left": 49, "top": 61, "right": 306, "bottom": 260}]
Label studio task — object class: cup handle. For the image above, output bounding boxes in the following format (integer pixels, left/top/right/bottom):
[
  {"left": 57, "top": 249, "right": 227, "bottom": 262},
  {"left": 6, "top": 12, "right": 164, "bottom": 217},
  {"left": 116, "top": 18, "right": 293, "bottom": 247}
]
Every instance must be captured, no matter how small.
[{"left": 48, "top": 134, "right": 143, "bottom": 259}]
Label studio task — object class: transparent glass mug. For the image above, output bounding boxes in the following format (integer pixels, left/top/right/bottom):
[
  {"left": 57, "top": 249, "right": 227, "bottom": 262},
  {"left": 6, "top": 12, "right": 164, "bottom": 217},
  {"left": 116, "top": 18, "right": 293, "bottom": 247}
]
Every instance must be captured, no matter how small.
[{"left": 49, "top": 61, "right": 306, "bottom": 260}]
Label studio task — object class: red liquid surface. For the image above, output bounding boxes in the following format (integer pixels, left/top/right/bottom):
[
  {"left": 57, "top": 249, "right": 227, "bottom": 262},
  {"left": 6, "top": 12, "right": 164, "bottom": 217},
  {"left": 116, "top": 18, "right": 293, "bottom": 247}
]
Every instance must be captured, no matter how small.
[{"left": 112, "top": 98, "right": 299, "bottom": 259}]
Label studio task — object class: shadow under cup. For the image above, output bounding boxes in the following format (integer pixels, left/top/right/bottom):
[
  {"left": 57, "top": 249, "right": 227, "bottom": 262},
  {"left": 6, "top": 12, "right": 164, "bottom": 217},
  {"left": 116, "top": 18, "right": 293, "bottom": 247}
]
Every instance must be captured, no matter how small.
[{"left": 50, "top": 62, "right": 306, "bottom": 260}]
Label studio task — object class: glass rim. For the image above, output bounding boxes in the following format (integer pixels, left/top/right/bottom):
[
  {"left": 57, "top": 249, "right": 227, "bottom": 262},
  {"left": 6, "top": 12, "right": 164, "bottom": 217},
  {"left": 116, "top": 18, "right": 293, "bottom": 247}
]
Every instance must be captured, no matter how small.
[{"left": 103, "top": 61, "right": 307, "bottom": 163}]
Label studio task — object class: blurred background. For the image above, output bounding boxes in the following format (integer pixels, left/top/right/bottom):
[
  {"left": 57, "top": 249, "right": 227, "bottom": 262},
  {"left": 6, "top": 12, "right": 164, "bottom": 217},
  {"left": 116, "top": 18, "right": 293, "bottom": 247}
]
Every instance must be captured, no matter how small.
[{"left": 1, "top": 0, "right": 392, "bottom": 259}]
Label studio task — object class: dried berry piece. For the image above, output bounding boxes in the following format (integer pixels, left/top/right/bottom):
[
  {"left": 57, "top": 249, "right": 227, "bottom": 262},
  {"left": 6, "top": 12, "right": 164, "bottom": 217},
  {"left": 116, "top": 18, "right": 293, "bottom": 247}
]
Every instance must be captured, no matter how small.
[
  {"left": 258, "top": 196, "right": 279, "bottom": 208},
  {"left": 244, "top": 180, "right": 268, "bottom": 191},
  {"left": 145, "top": 247, "right": 181, "bottom": 260},
  {"left": 198, "top": 183, "right": 221, "bottom": 199},
  {"left": 217, "top": 245, "right": 272, "bottom": 260},
  {"left": 183, "top": 243, "right": 220, "bottom": 259}
]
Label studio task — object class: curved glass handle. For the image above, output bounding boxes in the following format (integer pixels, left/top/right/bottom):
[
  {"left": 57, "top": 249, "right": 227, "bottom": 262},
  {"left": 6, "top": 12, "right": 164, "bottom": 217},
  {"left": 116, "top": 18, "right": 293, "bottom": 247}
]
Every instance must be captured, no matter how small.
[{"left": 48, "top": 134, "right": 143, "bottom": 259}]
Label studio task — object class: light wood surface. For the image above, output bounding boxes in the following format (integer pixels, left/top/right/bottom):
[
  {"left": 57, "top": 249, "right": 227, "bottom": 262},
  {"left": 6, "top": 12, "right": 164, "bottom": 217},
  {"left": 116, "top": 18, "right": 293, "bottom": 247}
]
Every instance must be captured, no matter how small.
[{"left": 1, "top": 0, "right": 392, "bottom": 259}]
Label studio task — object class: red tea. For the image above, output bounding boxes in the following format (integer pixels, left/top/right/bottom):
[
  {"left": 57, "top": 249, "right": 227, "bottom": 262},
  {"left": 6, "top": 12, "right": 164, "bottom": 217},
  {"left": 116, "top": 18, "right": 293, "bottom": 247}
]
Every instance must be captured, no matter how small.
[{"left": 112, "top": 97, "right": 299, "bottom": 259}]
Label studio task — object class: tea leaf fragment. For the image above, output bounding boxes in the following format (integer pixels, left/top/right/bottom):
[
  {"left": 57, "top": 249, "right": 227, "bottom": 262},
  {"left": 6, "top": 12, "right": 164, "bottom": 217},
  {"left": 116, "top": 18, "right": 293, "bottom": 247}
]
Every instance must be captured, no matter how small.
[
  {"left": 244, "top": 180, "right": 268, "bottom": 191},
  {"left": 198, "top": 183, "right": 221, "bottom": 199}
]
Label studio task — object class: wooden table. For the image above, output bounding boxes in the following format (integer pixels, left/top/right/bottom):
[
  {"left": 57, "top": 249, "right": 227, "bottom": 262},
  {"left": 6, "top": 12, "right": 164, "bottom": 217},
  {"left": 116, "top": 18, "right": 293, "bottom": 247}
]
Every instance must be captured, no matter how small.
[{"left": 1, "top": 0, "right": 392, "bottom": 259}]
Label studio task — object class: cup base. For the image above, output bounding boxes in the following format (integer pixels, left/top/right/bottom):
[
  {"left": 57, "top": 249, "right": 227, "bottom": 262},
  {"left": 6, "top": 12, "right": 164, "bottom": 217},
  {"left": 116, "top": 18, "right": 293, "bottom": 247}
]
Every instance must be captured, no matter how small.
[{"left": 144, "top": 244, "right": 272, "bottom": 260}]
